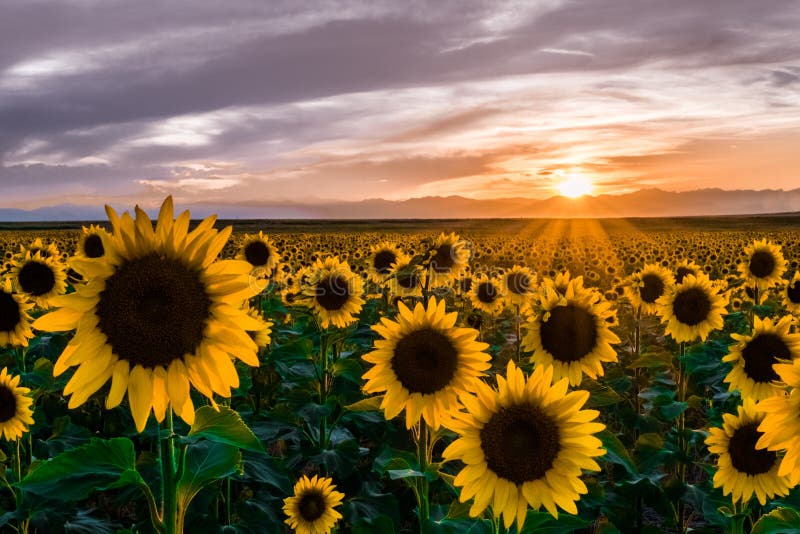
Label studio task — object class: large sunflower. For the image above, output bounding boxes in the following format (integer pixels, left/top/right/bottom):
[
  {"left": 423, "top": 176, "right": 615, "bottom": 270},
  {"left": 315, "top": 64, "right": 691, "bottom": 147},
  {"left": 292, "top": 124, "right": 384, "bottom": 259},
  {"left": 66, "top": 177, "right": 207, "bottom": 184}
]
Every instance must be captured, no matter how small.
[
  {"left": 11, "top": 251, "right": 67, "bottom": 309},
  {"left": 625, "top": 264, "right": 673, "bottom": 316},
  {"left": 782, "top": 271, "right": 800, "bottom": 314},
  {"left": 443, "top": 361, "right": 605, "bottom": 529},
  {"left": 656, "top": 273, "right": 727, "bottom": 343},
  {"left": 756, "top": 359, "right": 800, "bottom": 485},
  {"left": 297, "top": 257, "right": 364, "bottom": 329},
  {"left": 706, "top": 400, "right": 791, "bottom": 504},
  {"left": 722, "top": 315, "right": 800, "bottom": 401},
  {"left": 425, "top": 232, "right": 470, "bottom": 288},
  {"left": 0, "top": 367, "right": 35, "bottom": 441},
  {"left": 522, "top": 279, "right": 620, "bottom": 386},
  {"left": 237, "top": 231, "right": 278, "bottom": 277},
  {"left": 468, "top": 273, "right": 505, "bottom": 315},
  {"left": 738, "top": 239, "right": 787, "bottom": 291},
  {"left": 33, "top": 197, "right": 262, "bottom": 432},
  {"left": 362, "top": 297, "right": 490, "bottom": 429},
  {"left": 0, "top": 278, "right": 34, "bottom": 348},
  {"left": 283, "top": 474, "right": 344, "bottom": 534},
  {"left": 502, "top": 265, "right": 537, "bottom": 310}
]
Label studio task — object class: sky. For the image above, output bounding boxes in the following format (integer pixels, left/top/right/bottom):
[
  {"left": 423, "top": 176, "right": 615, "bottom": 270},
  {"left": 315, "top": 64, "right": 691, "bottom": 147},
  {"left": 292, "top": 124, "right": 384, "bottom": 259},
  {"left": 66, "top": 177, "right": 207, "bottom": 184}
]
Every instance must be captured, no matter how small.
[{"left": 1, "top": 0, "right": 799, "bottom": 211}]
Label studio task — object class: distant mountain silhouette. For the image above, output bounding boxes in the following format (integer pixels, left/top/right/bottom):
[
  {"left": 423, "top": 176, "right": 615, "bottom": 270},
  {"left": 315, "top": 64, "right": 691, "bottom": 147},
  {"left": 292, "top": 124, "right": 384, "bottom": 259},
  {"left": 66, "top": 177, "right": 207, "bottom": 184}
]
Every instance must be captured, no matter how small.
[{"left": 2, "top": 188, "right": 800, "bottom": 220}]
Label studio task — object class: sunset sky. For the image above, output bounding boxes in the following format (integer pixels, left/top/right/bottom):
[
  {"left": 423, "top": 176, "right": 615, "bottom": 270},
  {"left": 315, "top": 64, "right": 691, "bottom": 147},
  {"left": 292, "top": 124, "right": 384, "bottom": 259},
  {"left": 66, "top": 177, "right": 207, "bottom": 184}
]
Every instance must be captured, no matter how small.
[{"left": 1, "top": 0, "right": 799, "bottom": 211}]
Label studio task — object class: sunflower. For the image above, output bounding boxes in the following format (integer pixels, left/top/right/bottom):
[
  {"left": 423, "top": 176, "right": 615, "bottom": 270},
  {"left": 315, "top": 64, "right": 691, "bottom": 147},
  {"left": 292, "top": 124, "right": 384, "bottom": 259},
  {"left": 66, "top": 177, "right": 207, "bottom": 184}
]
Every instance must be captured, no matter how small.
[
  {"left": 625, "top": 264, "right": 673, "bottom": 316},
  {"left": 674, "top": 260, "right": 702, "bottom": 285},
  {"left": 11, "top": 251, "right": 67, "bottom": 309},
  {"left": 298, "top": 257, "right": 364, "bottom": 329},
  {"left": 388, "top": 254, "right": 425, "bottom": 299},
  {"left": 738, "top": 239, "right": 787, "bottom": 291},
  {"left": 522, "top": 279, "right": 620, "bottom": 386},
  {"left": 33, "top": 197, "right": 262, "bottom": 432},
  {"left": 76, "top": 225, "right": 110, "bottom": 260},
  {"left": 722, "top": 315, "right": 800, "bottom": 401},
  {"left": 706, "top": 400, "right": 791, "bottom": 504},
  {"left": 502, "top": 265, "right": 537, "bottom": 309},
  {"left": 425, "top": 232, "right": 470, "bottom": 288},
  {"left": 20, "top": 237, "right": 59, "bottom": 260},
  {"left": 782, "top": 271, "right": 800, "bottom": 314},
  {"left": 283, "top": 474, "right": 344, "bottom": 534},
  {"left": 246, "top": 305, "right": 273, "bottom": 348},
  {"left": 368, "top": 242, "right": 402, "bottom": 284},
  {"left": 656, "top": 273, "right": 727, "bottom": 343},
  {"left": 756, "top": 359, "right": 800, "bottom": 485},
  {"left": 0, "top": 367, "right": 35, "bottom": 441},
  {"left": 468, "top": 273, "right": 505, "bottom": 315},
  {"left": 362, "top": 297, "right": 490, "bottom": 429},
  {"left": 0, "top": 278, "right": 34, "bottom": 348},
  {"left": 237, "top": 231, "right": 278, "bottom": 277},
  {"left": 443, "top": 361, "right": 605, "bottom": 528}
]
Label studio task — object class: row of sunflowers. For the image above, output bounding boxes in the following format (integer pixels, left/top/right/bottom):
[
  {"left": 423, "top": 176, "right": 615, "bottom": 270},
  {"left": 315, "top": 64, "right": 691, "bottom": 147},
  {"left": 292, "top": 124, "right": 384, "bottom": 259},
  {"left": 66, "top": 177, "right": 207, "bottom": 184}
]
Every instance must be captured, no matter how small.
[{"left": 2, "top": 198, "right": 800, "bottom": 533}]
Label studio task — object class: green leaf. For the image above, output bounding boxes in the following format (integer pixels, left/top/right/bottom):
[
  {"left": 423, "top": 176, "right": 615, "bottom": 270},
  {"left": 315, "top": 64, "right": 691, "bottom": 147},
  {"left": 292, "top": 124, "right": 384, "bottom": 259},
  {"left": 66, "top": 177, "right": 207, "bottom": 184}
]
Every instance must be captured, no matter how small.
[
  {"left": 176, "top": 441, "right": 242, "bottom": 514},
  {"left": 598, "top": 429, "right": 637, "bottom": 476},
  {"left": 586, "top": 385, "right": 623, "bottom": 407},
  {"left": 658, "top": 401, "right": 688, "bottom": 420},
  {"left": 186, "top": 406, "right": 264, "bottom": 452},
  {"left": 332, "top": 357, "right": 363, "bottom": 384},
  {"left": 627, "top": 350, "right": 673, "bottom": 370},
  {"left": 517, "top": 510, "right": 590, "bottom": 533},
  {"left": 387, "top": 468, "right": 426, "bottom": 480},
  {"left": 345, "top": 396, "right": 383, "bottom": 412},
  {"left": 751, "top": 507, "right": 800, "bottom": 534},
  {"left": 16, "top": 438, "right": 143, "bottom": 501}
]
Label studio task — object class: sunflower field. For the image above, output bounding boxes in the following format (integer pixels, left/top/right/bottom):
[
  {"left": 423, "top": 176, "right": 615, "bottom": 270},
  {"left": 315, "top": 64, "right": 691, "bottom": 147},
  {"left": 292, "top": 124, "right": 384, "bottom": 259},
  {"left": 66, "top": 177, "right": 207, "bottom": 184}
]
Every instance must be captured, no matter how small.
[{"left": 3, "top": 199, "right": 800, "bottom": 534}]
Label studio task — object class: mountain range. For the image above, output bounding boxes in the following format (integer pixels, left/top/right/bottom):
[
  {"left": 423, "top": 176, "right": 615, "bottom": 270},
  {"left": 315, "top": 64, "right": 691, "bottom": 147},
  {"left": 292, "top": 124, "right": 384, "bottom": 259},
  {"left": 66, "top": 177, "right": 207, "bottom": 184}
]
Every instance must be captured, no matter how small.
[{"left": 1, "top": 188, "right": 799, "bottom": 221}]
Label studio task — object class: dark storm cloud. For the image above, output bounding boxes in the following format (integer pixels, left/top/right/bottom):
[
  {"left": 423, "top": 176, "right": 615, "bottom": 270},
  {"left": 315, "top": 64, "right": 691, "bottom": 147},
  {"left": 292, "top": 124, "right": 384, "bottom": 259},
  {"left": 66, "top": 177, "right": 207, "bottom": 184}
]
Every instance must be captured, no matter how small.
[{"left": 1, "top": 0, "right": 800, "bottom": 206}]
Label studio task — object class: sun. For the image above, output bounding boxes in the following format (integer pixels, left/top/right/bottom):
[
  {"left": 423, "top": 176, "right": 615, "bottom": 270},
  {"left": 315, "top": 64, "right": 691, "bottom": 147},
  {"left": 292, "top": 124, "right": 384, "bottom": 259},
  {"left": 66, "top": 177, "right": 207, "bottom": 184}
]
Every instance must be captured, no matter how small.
[{"left": 558, "top": 175, "right": 593, "bottom": 198}]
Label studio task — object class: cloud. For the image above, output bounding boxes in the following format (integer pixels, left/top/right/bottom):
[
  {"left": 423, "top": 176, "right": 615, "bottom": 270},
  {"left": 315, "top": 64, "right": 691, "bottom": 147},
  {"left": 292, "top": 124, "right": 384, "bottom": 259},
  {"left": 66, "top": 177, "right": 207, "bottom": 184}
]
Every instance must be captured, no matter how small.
[{"left": 1, "top": 0, "right": 800, "bottom": 209}]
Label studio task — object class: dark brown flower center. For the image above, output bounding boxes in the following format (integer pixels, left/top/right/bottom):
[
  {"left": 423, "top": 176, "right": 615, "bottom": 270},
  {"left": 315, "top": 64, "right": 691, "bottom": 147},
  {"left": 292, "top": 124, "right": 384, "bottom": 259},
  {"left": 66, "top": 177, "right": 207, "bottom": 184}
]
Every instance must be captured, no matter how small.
[
  {"left": 787, "top": 281, "right": 800, "bottom": 304},
  {"left": 540, "top": 304, "right": 598, "bottom": 363},
  {"left": 244, "top": 240, "right": 271, "bottom": 267},
  {"left": 82, "top": 234, "right": 105, "bottom": 258},
  {"left": 640, "top": 273, "right": 665, "bottom": 304},
  {"left": 749, "top": 250, "right": 776, "bottom": 279},
  {"left": 315, "top": 276, "right": 350, "bottom": 311},
  {"left": 391, "top": 328, "right": 458, "bottom": 394},
  {"left": 675, "top": 266, "right": 696, "bottom": 285},
  {"left": 507, "top": 272, "right": 532, "bottom": 295},
  {"left": 0, "top": 384, "right": 17, "bottom": 423},
  {"left": 480, "top": 404, "right": 561, "bottom": 485},
  {"left": 298, "top": 490, "right": 326, "bottom": 521},
  {"left": 430, "top": 244, "right": 456, "bottom": 273},
  {"left": 397, "top": 272, "right": 419, "bottom": 289},
  {"left": 0, "top": 291, "right": 22, "bottom": 332},
  {"left": 373, "top": 250, "right": 397, "bottom": 275},
  {"left": 672, "top": 287, "right": 711, "bottom": 326},
  {"left": 18, "top": 260, "right": 56, "bottom": 296},
  {"left": 476, "top": 282, "right": 499, "bottom": 304},
  {"left": 96, "top": 254, "right": 210, "bottom": 368},
  {"left": 742, "top": 333, "right": 789, "bottom": 383},
  {"left": 728, "top": 422, "right": 776, "bottom": 475}
]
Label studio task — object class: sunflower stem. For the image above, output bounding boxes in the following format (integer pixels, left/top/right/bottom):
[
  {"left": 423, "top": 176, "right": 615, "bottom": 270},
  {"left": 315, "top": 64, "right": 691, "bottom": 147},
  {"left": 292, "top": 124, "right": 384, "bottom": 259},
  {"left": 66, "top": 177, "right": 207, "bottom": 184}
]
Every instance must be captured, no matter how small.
[
  {"left": 633, "top": 306, "right": 643, "bottom": 532},
  {"left": 160, "top": 410, "right": 179, "bottom": 534},
  {"left": 415, "top": 420, "right": 431, "bottom": 528},
  {"left": 676, "top": 341, "right": 687, "bottom": 532}
]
